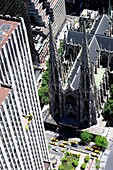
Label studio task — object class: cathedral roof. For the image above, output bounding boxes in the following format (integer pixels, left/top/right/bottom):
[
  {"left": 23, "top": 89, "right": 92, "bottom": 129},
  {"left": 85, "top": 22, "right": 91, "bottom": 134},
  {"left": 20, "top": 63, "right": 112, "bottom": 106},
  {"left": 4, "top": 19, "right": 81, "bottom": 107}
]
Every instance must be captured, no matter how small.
[
  {"left": 94, "top": 14, "right": 111, "bottom": 36},
  {"left": 66, "top": 14, "right": 113, "bottom": 90}
]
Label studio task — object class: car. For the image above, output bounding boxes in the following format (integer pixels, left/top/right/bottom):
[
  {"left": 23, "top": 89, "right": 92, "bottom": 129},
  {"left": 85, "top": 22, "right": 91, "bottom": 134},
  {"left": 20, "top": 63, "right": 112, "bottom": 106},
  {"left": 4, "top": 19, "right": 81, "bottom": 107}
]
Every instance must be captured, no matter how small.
[
  {"left": 91, "top": 152, "right": 98, "bottom": 157},
  {"left": 94, "top": 150, "right": 100, "bottom": 154},
  {"left": 61, "top": 149, "right": 65, "bottom": 152},
  {"left": 71, "top": 143, "right": 78, "bottom": 147},
  {"left": 92, "top": 145, "right": 101, "bottom": 150},
  {"left": 51, "top": 137, "right": 58, "bottom": 142},
  {"left": 49, "top": 141, "right": 57, "bottom": 146},
  {"left": 63, "top": 141, "right": 71, "bottom": 145},
  {"left": 70, "top": 140, "right": 78, "bottom": 144},
  {"left": 51, "top": 147, "right": 58, "bottom": 152},
  {"left": 85, "top": 146, "right": 93, "bottom": 151},
  {"left": 59, "top": 143, "right": 66, "bottom": 148},
  {"left": 77, "top": 149, "right": 84, "bottom": 152}
]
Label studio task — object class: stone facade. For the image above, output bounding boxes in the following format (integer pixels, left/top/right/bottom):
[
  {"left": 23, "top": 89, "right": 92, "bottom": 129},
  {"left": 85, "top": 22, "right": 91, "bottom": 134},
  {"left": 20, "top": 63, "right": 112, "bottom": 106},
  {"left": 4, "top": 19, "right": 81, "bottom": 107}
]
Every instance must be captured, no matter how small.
[{"left": 49, "top": 11, "right": 113, "bottom": 129}]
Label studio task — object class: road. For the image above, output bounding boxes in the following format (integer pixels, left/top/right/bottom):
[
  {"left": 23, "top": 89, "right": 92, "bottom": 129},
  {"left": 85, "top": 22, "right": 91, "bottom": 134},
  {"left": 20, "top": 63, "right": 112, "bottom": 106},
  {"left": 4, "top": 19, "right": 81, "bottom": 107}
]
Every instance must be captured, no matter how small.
[
  {"left": 46, "top": 130, "right": 96, "bottom": 158},
  {"left": 105, "top": 145, "right": 113, "bottom": 170}
]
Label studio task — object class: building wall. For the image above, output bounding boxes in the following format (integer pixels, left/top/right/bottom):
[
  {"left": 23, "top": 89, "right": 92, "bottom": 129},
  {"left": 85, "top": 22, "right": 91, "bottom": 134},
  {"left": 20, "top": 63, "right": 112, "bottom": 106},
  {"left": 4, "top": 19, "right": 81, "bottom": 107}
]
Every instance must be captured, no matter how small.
[
  {"left": 0, "top": 0, "right": 36, "bottom": 59},
  {"left": 0, "top": 17, "right": 50, "bottom": 170},
  {"left": 52, "top": 0, "right": 66, "bottom": 37}
]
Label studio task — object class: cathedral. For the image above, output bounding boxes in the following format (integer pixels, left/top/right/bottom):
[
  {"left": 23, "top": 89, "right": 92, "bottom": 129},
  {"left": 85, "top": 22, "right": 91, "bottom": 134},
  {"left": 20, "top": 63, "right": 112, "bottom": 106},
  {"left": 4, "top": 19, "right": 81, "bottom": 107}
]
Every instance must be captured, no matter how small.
[{"left": 49, "top": 9, "right": 113, "bottom": 129}]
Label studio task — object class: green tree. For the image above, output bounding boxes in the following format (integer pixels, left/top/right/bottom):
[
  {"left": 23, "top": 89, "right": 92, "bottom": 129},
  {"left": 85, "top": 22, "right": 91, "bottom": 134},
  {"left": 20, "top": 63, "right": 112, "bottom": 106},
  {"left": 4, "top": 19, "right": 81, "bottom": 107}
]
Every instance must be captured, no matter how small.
[
  {"left": 80, "top": 131, "right": 93, "bottom": 144},
  {"left": 84, "top": 155, "right": 90, "bottom": 162},
  {"left": 58, "top": 165, "right": 64, "bottom": 170},
  {"left": 103, "top": 84, "right": 113, "bottom": 121},
  {"left": 96, "top": 165, "right": 100, "bottom": 170},
  {"left": 38, "top": 85, "right": 49, "bottom": 106},
  {"left": 65, "top": 151, "right": 70, "bottom": 156},
  {"left": 110, "top": 84, "right": 113, "bottom": 99},
  {"left": 61, "top": 156, "right": 68, "bottom": 163},
  {"left": 81, "top": 163, "right": 86, "bottom": 169},
  {"left": 72, "top": 160, "right": 79, "bottom": 167},
  {"left": 94, "top": 136, "right": 108, "bottom": 149}
]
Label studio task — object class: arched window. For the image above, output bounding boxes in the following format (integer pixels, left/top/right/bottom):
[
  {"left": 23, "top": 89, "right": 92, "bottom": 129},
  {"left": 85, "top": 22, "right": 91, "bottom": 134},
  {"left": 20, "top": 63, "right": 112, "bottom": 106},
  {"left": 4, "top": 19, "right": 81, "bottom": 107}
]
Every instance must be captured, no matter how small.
[{"left": 102, "top": 55, "right": 108, "bottom": 62}]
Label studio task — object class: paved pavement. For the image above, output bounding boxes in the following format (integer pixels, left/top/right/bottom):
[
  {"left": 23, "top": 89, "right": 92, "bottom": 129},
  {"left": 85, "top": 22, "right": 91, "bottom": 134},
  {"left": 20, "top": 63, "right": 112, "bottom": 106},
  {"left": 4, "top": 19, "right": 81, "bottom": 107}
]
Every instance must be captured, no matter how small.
[
  {"left": 105, "top": 145, "right": 113, "bottom": 170},
  {"left": 46, "top": 131, "right": 99, "bottom": 170},
  {"left": 46, "top": 126, "right": 113, "bottom": 170},
  {"left": 99, "top": 127, "right": 113, "bottom": 170}
]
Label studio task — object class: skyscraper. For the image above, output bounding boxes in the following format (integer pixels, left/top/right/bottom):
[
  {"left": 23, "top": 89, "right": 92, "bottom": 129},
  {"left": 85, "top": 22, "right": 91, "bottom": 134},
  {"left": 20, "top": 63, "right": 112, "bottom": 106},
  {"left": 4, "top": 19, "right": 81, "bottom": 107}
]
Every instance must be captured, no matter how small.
[
  {"left": 0, "top": 16, "right": 50, "bottom": 170},
  {"left": 28, "top": 0, "right": 66, "bottom": 62},
  {"left": 0, "top": 0, "right": 36, "bottom": 59}
]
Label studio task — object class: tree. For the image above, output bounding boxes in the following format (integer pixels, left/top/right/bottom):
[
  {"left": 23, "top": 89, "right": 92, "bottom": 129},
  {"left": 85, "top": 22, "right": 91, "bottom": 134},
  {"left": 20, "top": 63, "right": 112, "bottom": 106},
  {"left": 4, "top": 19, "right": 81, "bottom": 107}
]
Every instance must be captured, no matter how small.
[
  {"left": 38, "top": 84, "right": 49, "bottom": 106},
  {"left": 96, "top": 165, "right": 100, "bottom": 170},
  {"left": 84, "top": 155, "right": 90, "bottom": 162},
  {"left": 81, "top": 163, "right": 86, "bottom": 169},
  {"left": 72, "top": 160, "right": 79, "bottom": 167},
  {"left": 103, "top": 84, "right": 113, "bottom": 121},
  {"left": 80, "top": 131, "right": 93, "bottom": 144},
  {"left": 61, "top": 156, "right": 68, "bottom": 163},
  {"left": 58, "top": 165, "right": 64, "bottom": 170},
  {"left": 94, "top": 136, "right": 108, "bottom": 149}
]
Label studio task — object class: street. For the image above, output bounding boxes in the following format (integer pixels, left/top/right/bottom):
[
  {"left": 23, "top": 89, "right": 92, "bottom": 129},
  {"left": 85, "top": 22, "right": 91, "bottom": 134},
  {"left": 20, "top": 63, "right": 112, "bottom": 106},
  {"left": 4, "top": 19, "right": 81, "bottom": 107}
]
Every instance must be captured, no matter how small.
[{"left": 46, "top": 130, "right": 101, "bottom": 169}]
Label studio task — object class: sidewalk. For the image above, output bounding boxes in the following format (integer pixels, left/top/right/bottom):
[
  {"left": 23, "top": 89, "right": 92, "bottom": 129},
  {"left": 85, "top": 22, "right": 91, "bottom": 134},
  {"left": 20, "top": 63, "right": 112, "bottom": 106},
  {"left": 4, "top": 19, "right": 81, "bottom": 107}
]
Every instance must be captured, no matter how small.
[{"left": 99, "top": 127, "right": 113, "bottom": 170}]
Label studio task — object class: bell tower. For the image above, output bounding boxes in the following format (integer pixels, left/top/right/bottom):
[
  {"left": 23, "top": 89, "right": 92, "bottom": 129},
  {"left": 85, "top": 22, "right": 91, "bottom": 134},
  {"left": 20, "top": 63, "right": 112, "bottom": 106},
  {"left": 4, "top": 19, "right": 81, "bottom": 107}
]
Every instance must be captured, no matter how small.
[
  {"left": 79, "top": 22, "right": 97, "bottom": 127},
  {"left": 49, "top": 19, "right": 62, "bottom": 121}
]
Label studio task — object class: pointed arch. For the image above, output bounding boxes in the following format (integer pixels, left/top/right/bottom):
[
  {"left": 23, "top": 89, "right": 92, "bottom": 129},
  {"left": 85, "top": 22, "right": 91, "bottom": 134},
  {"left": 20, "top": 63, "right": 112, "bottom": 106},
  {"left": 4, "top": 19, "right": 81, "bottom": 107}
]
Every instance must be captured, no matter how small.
[
  {"left": 65, "top": 95, "right": 77, "bottom": 106},
  {"left": 102, "top": 55, "right": 108, "bottom": 62},
  {"left": 67, "top": 112, "right": 77, "bottom": 119},
  {"left": 84, "top": 100, "right": 89, "bottom": 112},
  {"left": 82, "top": 120, "right": 89, "bottom": 128}
]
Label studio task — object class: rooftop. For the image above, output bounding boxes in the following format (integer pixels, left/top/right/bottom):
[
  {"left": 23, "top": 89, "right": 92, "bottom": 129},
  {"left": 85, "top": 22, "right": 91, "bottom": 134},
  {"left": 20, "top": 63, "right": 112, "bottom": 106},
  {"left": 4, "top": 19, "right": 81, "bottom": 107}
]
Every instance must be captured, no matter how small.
[
  {"left": 80, "top": 9, "right": 98, "bottom": 19},
  {"left": 0, "top": 86, "right": 11, "bottom": 106},
  {"left": 0, "top": 18, "right": 18, "bottom": 49}
]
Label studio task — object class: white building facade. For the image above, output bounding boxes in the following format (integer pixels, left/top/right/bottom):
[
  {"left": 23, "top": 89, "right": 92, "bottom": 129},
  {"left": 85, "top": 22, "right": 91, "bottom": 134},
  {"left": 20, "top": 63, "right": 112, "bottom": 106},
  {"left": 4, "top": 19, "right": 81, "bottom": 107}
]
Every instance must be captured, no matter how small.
[{"left": 0, "top": 16, "right": 50, "bottom": 170}]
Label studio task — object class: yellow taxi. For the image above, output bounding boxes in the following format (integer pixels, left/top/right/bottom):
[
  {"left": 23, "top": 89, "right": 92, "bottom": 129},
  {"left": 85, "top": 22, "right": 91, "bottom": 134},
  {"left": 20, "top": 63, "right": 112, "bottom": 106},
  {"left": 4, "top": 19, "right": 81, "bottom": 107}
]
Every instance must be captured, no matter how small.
[
  {"left": 51, "top": 137, "right": 58, "bottom": 142},
  {"left": 92, "top": 145, "right": 101, "bottom": 150},
  {"left": 70, "top": 140, "right": 78, "bottom": 144},
  {"left": 94, "top": 150, "right": 100, "bottom": 154},
  {"left": 63, "top": 141, "right": 71, "bottom": 145},
  {"left": 61, "top": 149, "right": 65, "bottom": 152},
  {"left": 91, "top": 152, "right": 98, "bottom": 157},
  {"left": 59, "top": 143, "right": 66, "bottom": 148},
  {"left": 49, "top": 141, "right": 57, "bottom": 146},
  {"left": 85, "top": 146, "right": 93, "bottom": 151}
]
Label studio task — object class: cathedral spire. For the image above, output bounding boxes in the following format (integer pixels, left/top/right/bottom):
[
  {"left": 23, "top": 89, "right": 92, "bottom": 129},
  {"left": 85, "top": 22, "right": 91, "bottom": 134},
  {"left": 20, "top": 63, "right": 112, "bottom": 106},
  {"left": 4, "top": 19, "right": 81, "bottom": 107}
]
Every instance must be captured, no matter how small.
[
  {"left": 108, "top": 0, "right": 111, "bottom": 17},
  {"left": 48, "top": 18, "right": 62, "bottom": 120},
  {"left": 79, "top": 21, "right": 97, "bottom": 127},
  {"left": 80, "top": 21, "right": 92, "bottom": 92}
]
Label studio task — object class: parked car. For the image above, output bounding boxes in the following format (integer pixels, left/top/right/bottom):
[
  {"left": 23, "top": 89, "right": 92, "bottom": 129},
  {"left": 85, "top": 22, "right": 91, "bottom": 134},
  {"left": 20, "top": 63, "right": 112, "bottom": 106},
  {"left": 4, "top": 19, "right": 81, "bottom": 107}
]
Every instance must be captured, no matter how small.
[
  {"left": 92, "top": 145, "right": 101, "bottom": 150},
  {"left": 71, "top": 143, "right": 78, "bottom": 147},
  {"left": 63, "top": 141, "right": 71, "bottom": 145},
  {"left": 94, "top": 150, "right": 100, "bottom": 154},
  {"left": 91, "top": 152, "right": 98, "bottom": 157},
  {"left": 49, "top": 141, "right": 57, "bottom": 146},
  {"left": 70, "top": 140, "right": 78, "bottom": 144},
  {"left": 59, "top": 143, "right": 66, "bottom": 148},
  {"left": 51, "top": 137, "right": 58, "bottom": 142},
  {"left": 51, "top": 147, "right": 58, "bottom": 152},
  {"left": 85, "top": 146, "right": 93, "bottom": 151}
]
